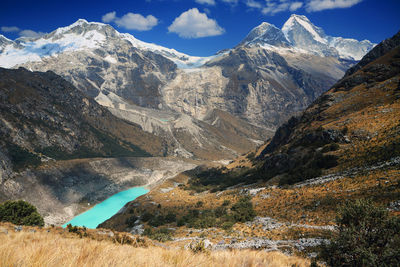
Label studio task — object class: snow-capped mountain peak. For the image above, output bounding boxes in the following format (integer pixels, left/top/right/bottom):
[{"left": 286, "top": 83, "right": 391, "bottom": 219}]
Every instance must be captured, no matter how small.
[
  {"left": 282, "top": 14, "right": 327, "bottom": 45},
  {"left": 0, "top": 19, "right": 218, "bottom": 69},
  {"left": 239, "top": 22, "right": 290, "bottom": 47},
  {"left": 280, "top": 14, "right": 375, "bottom": 60}
]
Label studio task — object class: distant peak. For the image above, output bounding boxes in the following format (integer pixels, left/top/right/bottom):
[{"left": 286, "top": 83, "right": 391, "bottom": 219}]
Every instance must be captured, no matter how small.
[
  {"left": 72, "top": 18, "right": 89, "bottom": 26},
  {"left": 257, "top": 22, "right": 274, "bottom": 28},
  {"left": 0, "top": 34, "right": 13, "bottom": 43},
  {"left": 239, "top": 21, "right": 289, "bottom": 47},
  {"left": 249, "top": 21, "right": 280, "bottom": 35},
  {"left": 50, "top": 19, "right": 111, "bottom": 37},
  {"left": 289, "top": 14, "right": 310, "bottom": 21},
  {"left": 69, "top": 19, "right": 107, "bottom": 28}
]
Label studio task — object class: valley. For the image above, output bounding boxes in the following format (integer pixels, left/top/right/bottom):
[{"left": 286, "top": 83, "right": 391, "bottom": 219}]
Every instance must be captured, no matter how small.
[{"left": 0, "top": 8, "right": 399, "bottom": 266}]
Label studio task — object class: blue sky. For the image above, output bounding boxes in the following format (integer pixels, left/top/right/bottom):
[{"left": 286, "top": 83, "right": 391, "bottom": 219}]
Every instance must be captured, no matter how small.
[{"left": 1, "top": 0, "right": 399, "bottom": 56}]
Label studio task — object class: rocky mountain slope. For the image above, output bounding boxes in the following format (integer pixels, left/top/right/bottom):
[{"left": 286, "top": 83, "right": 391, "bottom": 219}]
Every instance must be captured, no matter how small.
[
  {"left": 100, "top": 30, "right": 399, "bottom": 252},
  {"left": 0, "top": 67, "right": 162, "bottom": 172},
  {"left": 0, "top": 67, "right": 198, "bottom": 225},
  {"left": 0, "top": 16, "right": 374, "bottom": 158}
]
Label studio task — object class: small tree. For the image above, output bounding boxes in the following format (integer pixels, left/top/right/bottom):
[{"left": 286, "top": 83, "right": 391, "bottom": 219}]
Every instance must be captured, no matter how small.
[
  {"left": 0, "top": 200, "right": 44, "bottom": 226},
  {"left": 320, "top": 199, "right": 400, "bottom": 267}
]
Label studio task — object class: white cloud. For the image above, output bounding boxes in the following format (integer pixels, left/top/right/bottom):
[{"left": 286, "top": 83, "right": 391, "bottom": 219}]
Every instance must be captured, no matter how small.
[
  {"left": 196, "top": 0, "right": 216, "bottom": 5},
  {"left": 306, "top": 0, "right": 362, "bottom": 12},
  {"left": 168, "top": 8, "right": 224, "bottom": 38},
  {"left": 222, "top": 0, "right": 239, "bottom": 4},
  {"left": 19, "top": 30, "right": 46, "bottom": 38},
  {"left": 101, "top": 11, "right": 158, "bottom": 31},
  {"left": 115, "top": 13, "right": 158, "bottom": 31},
  {"left": 290, "top": 1, "right": 304, "bottom": 11},
  {"left": 1, "top": 26, "right": 20, "bottom": 32},
  {"left": 262, "top": 1, "right": 290, "bottom": 15},
  {"left": 102, "top": 11, "right": 116, "bottom": 23},
  {"left": 244, "top": 0, "right": 360, "bottom": 15},
  {"left": 246, "top": 0, "right": 263, "bottom": 9}
]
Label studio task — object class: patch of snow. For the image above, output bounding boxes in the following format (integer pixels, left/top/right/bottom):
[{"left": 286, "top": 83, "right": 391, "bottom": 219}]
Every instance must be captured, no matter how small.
[{"left": 104, "top": 55, "right": 117, "bottom": 64}]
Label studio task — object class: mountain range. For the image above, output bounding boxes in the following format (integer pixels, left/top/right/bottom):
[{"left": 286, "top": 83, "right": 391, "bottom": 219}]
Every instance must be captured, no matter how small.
[
  {"left": 0, "top": 14, "right": 380, "bottom": 226},
  {"left": 0, "top": 15, "right": 375, "bottom": 160}
]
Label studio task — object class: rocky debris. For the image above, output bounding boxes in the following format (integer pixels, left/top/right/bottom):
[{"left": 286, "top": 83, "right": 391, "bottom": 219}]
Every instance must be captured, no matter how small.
[
  {"left": 294, "top": 156, "right": 400, "bottom": 187},
  {"left": 97, "top": 230, "right": 115, "bottom": 238},
  {"left": 388, "top": 200, "right": 400, "bottom": 212},
  {"left": 240, "top": 187, "right": 266, "bottom": 196},
  {"left": 14, "top": 225, "right": 22, "bottom": 232},
  {"left": 292, "top": 224, "right": 335, "bottom": 231},
  {"left": 247, "top": 216, "right": 284, "bottom": 230},
  {"left": 160, "top": 187, "right": 174, "bottom": 193},
  {"left": 212, "top": 237, "right": 326, "bottom": 251},
  {"left": 130, "top": 224, "right": 144, "bottom": 235},
  {"left": 260, "top": 193, "right": 271, "bottom": 199}
]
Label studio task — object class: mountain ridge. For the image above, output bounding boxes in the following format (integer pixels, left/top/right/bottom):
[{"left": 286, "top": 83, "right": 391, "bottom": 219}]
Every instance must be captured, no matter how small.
[{"left": 0, "top": 16, "right": 376, "bottom": 161}]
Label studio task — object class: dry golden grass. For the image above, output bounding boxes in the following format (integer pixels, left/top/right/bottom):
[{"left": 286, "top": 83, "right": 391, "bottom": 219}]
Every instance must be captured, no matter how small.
[{"left": 0, "top": 230, "right": 310, "bottom": 267}]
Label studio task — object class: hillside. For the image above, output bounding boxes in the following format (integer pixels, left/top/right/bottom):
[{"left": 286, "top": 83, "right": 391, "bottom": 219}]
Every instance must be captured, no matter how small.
[
  {"left": 0, "top": 68, "right": 197, "bottom": 225},
  {"left": 101, "top": 31, "right": 400, "bottom": 252}
]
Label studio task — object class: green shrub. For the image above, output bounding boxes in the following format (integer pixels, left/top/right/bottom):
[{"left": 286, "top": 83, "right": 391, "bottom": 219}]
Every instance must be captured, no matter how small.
[
  {"left": 222, "top": 200, "right": 231, "bottom": 206},
  {"left": 148, "top": 215, "right": 166, "bottom": 227},
  {"left": 230, "top": 196, "right": 256, "bottom": 223},
  {"left": 141, "top": 212, "right": 154, "bottom": 222},
  {"left": 320, "top": 199, "right": 400, "bottom": 266},
  {"left": 165, "top": 212, "right": 177, "bottom": 223},
  {"left": 221, "top": 221, "right": 235, "bottom": 230},
  {"left": 143, "top": 227, "right": 172, "bottom": 242},
  {"left": 0, "top": 200, "right": 44, "bottom": 226},
  {"left": 125, "top": 216, "right": 138, "bottom": 227},
  {"left": 312, "top": 154, "right": 338, "bottom": 169}
]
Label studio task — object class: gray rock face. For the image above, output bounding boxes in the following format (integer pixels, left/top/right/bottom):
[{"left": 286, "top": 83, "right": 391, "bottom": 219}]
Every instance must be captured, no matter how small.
[{"left": 0, "top": 18, "right": 375, "bottom": 160}]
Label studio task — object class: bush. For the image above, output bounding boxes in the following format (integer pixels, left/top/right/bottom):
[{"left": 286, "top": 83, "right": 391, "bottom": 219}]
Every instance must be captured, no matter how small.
[
  {"left": 221, "top": 221, "right": 235, "bottom": 230},
  {"left": 190, "top": 240, "right": 208, "bottom": 253},
  {"left": 141, "top": 212, "right": 154, "bottom": 222},
  {"left": 0, "top": 200, "right": 44, "bottom": 226},
  {"left": 165, "top": 212, "right": 177, "bottom": 223},
  {"left": 222, "top": 200, "right": 231, "bottom": 206},
  {"left": 230, "top": 196, "right": 256, "bottom": 223},
  {"left": 195, "top": 201, "right": 204, "bottom": 208},
  {"left": 320, "top": 199, "right": 400, "bottom": 266},
  {"left": 143, "top": 227, "right": 172, "bottom": 242},
  {"left": 148, "top": 215, "right": 166, "bottom": 227},
  {"left": 125, "top": 216, "right": 138, "bottom": 227}
]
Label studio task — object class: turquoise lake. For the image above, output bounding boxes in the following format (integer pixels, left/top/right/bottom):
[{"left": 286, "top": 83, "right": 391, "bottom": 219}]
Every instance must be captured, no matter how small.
[{"left": 63, "top": 186, "right": 149, "bottom": 229}]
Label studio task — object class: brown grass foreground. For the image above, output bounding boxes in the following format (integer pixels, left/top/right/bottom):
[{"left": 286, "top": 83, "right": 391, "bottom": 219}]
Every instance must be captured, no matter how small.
[{"left": 0, "top": 230, "right": 310, "bottom": 267}]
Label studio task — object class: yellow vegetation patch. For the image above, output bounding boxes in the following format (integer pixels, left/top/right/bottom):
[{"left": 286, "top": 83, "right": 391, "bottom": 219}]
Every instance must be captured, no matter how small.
[{"left": 0, "top": 229, "right": 310, "bottom": 267}]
